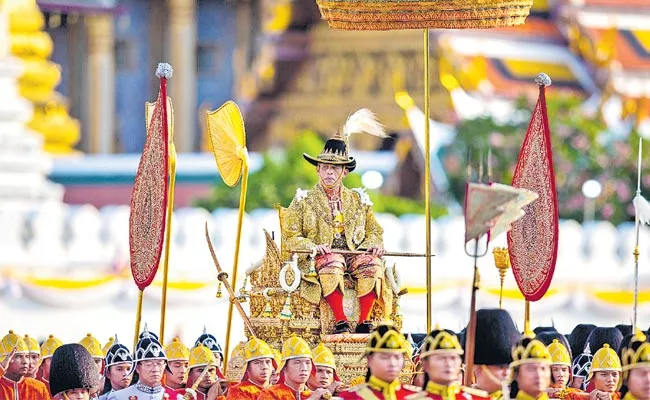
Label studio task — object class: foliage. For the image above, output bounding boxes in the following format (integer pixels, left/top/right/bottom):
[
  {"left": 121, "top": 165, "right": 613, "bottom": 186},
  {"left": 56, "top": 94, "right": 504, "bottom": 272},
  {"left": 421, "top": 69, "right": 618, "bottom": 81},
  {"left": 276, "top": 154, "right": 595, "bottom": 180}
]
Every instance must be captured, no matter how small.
[
  {"left": 196, "top": 130, "right": 447, "bottom": 218},
  {"left": 442, "top": 92, "right": 642, "bottom": 224}
]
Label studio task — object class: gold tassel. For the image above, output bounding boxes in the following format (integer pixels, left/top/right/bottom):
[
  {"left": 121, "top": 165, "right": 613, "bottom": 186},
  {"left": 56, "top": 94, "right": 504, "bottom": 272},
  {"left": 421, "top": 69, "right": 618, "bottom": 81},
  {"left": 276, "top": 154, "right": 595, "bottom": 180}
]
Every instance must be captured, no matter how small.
[{"left": 216, "top": 282, "right": 223, "bottom": 298}]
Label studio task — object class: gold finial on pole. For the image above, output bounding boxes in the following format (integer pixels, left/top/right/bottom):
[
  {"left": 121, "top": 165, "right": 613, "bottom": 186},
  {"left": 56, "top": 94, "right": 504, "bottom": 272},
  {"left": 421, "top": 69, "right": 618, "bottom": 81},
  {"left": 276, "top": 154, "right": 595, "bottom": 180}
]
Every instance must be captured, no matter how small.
[{"left": 492, "top": 247, "right": 511, "bottom": 309}]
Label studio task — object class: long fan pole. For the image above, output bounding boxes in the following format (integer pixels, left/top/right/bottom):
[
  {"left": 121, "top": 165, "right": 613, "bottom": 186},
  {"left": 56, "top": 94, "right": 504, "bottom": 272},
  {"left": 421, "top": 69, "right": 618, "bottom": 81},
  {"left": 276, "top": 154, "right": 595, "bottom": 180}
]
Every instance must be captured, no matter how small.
[
  {"left": 424, "top": 28, "right": 432, "bottom": 334},
  {"left": 464, "top": 239, "right": 479, "bottom": 386},
  {"left": 634, "top": 137, "right": 642, "bottom": 332},
  {"left": 159, "top": 145, "right": 176, "bottom": 344},
  {"left": 133, "top": 290, "right": 144, "bottom": 351},
  {"left": 223, "top": 158, "right": 249, "bottom": 375}
]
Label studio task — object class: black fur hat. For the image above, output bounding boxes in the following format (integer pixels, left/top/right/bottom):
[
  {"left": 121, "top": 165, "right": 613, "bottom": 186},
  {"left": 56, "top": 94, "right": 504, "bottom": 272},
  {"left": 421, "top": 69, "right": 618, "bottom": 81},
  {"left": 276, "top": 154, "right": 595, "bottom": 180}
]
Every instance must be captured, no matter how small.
[
  {"left": 472, "top": 309, "right": 519, "bottom": 365},
  {"left": 569, "top": 324, "right": 596, "bottom": 360},
  {"left": 586, "top": 327, "right": 624, "bottom": 355},
  {"left": 533, "top": 326, "right": 557, "bottom": 334},
  {"left": 49, "top": 343, "right": 100, "bottom": 397},
  {"left": 616, "top": 325, "right": 633, "bottom": 338}
]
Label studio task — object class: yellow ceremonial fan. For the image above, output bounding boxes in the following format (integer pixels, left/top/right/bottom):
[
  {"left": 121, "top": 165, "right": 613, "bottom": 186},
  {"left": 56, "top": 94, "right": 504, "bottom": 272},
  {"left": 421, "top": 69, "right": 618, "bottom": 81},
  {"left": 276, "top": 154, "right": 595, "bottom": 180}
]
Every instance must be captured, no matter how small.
[
  {"left": 204, "top": 100, "right": 249, "bottom": 375},
  {"left": 205, "top": 101, "right": 248, "bottom": 187}
]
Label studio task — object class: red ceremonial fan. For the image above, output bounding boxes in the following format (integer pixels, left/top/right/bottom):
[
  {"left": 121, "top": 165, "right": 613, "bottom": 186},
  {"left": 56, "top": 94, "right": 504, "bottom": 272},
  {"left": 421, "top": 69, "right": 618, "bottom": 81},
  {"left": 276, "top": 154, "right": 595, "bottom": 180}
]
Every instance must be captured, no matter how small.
[
  {"left": 129, "top": 63, "right": 172, "bottom": 291},
  {"left": 507, "top": 73, "right": 559, "bottom": 302}
]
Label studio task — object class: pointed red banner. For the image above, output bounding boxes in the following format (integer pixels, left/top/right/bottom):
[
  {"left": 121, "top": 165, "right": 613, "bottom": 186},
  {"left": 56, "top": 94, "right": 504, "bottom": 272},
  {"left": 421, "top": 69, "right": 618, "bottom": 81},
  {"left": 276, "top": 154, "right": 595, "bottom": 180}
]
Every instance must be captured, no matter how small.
[
  {"left": 129, "top": 66, "right": 171, "bottom": 291},
  {"left": 507, "top": 73, "right": 559, "bottom": 302}
]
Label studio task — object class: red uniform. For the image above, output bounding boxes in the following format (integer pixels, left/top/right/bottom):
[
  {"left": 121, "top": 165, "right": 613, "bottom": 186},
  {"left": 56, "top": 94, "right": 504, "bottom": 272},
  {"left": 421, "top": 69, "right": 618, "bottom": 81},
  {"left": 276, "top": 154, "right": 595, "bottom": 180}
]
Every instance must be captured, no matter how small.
[
  {"left": 559, "top": 392, "right": 619, "bottom": 400},
  {"left": 408, "top": 382, "right": 488, "bottom": 400},
  {"left": 258, "top": 382, "right": 312, "bottom": 400},
  {"left": 227, "top": 380, "right": 267, "bottom": 400},
  {"left": 339, "top": 376, "right": 420, "bottom": 400},
  {"left": 0, "top": 374, "right": 52, "bottom": 400}
]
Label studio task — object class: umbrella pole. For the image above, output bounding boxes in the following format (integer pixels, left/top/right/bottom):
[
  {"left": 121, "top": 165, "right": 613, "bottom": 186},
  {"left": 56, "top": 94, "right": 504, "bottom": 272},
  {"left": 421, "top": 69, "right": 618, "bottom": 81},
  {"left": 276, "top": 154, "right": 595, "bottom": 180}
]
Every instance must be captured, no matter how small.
[
  {"left": 464, "top": 239, "right": 479, "bottom": 386},
  {"left": 133, "top": 289, "right": 144, "bottom": 350},
  {"left": 159, "top": 147, "right": 177, "bottom": 344},
  {"left": 224, "top": 160, "right": 249, "bottom": 375},
  {"left": 423, "top": 28, "right": 432, "bottom": 334},
  {"left": 524, "top": 300, "right": 530, "bottom": 333}
]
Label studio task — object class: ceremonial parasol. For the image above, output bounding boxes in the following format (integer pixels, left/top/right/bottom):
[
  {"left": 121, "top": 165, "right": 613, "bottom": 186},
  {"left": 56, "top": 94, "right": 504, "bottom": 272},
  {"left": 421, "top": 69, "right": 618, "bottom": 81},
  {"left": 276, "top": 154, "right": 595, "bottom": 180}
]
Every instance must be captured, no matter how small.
[
  {"left": 146, "top": 85, "right": 176, "bottom": 345},
  {"left": 205, "top": 101, "right": 249, "bottom": 373},
  {"left": 129, "top": 63, "right": 172, "bottom": 350},
  {"left": 314, "top": 0, "right": 535, "bottom": 337}
]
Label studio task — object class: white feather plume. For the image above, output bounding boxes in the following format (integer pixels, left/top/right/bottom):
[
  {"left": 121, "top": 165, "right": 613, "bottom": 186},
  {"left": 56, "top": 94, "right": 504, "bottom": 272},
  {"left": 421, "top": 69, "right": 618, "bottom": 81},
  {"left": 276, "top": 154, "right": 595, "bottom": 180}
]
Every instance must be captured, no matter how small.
[
  {"left": 634, "top": 194, "right": 650, "bottom": 225},
  {"left": 341, "top": 108, "right": 387, "bottom": 142}
]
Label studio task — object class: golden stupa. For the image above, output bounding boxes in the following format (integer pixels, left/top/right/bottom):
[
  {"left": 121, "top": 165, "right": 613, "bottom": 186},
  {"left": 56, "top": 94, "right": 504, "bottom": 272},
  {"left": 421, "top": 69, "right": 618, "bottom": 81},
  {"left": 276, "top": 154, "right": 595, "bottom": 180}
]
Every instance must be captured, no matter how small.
[{"left": 3, "top": 0, "right": 80, "bottom": 153}]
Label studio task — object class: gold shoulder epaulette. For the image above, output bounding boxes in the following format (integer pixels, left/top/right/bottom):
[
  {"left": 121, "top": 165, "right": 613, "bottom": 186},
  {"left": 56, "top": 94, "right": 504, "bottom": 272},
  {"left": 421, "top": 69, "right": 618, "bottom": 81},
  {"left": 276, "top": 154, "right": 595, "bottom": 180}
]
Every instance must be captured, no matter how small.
[{"left": 461, "top": 386, "right": 489, "bottom": 398}]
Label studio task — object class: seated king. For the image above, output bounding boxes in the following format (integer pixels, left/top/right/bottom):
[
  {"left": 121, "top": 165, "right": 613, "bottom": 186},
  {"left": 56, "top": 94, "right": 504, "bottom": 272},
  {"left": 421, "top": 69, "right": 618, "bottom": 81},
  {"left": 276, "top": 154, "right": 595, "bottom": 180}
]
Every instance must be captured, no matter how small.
[{"left": 283, "top": 109, "right": 388, "bottom": 335}]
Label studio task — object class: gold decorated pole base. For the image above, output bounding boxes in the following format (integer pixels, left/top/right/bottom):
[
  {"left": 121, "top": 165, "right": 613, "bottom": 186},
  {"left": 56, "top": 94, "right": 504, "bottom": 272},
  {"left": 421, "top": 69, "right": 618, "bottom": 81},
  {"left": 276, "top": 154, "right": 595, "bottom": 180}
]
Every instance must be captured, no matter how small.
[{"left": 492, "top": 247, "right": 511, "bottom": 309}]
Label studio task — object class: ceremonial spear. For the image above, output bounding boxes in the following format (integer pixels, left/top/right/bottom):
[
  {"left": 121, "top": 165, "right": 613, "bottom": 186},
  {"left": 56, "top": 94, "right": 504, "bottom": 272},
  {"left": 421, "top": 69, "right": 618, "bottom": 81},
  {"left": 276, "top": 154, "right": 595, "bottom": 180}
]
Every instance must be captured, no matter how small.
[{"left": 633, "top": 137, "right": 650, "bottom": 331}]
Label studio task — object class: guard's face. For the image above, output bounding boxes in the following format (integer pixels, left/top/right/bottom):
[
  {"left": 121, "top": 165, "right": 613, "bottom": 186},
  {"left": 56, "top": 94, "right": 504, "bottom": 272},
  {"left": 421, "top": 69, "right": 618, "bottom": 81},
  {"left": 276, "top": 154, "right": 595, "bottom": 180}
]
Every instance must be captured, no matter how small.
[
  {"left": 107, "top": 363, "right": 132, "bottom": 390},
  {"left": 317, "top": 164, "right": 347, "bottom": 187},
  {"left": 26, "top": 353, "right": 40, "bottom": 377},
  {"left": 7, "top": 353, "right": 29, "bottom": 375},
  {"left": 189, "top": 365, "right": 217, "bottom": 390},
  {"left": 247, "top": 358, "right": 273, "bottom": 386},
  {"left": 593, "top": 371, "right": 620, "bottom": 393},
  {"left": 551, "top": 365, "right": 570, "bottom": 388},
  {"left": 166, "top": 360, "right": 189, "bottom": 387},
  {"left": 136, "top": 360, "right": 166, "bottom": 386},
  {"left": 422, "top": 353, "right": 462, "bottom": 386},
  {"left": 41, "top": 357, "right": 52, "bottom": 380},
  {"left": 628, "top": 368, "right": 650, "bottom": 400},
  {"left": 284, "top": 358, "right": 312, "bottom": 386},
  {"left": 309, "top": 366, "right": 334, "bottom": 389},
  {"left": 368, "top": 352, "right": 404, "bottom": 383},
  {"left": 517, "top": 362, "right": 551, "bottom": 397},
  {"left": 270, "top": 370, "right": 280, "bottom": 385},
  {"left": 93, "top": 358, "right": 103, "bottom": 373},
  {"left": 474, "top": 365, "right": 509, "bottom": 394},
  {"left": 213, "top": 352, "right": 224, "bottom": 369}
]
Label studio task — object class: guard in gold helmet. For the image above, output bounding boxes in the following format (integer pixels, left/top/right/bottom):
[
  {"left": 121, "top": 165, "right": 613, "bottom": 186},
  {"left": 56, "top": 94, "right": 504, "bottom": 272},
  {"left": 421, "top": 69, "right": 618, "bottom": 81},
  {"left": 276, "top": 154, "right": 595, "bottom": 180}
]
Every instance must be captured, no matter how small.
[
  {"left": 582, "top": 344, "right": 622, "bottom": 400},
  {"left": 308, "top": 343, "right": 346, "bottom": 395},
  {"left": 80, "top": 333, "right": 105, "bottom": 374},
  {"left": 509, "top": 333, "right": 553, "bottom": 400},
  {"left": 415, "top": 328, "right": 488, "bottom": 400},
  {"left": 38, "top": 334, "right": 63, "bottom": 393},
  {"left": 339, "top": 323, "right": 420, "bottom": 400},
  {"left": 23, "top": 334, "right": 41, "bottom": 379},
  {"left": 621, "top": 331, "right": 650, "bottom": 400},
  {"left": 228, "top": 338, "right": 277, "bottom": 400},
  {"left": 164, "top": 337, "right": 190, "bottom": 397},
  {"left": 186, "top": 345, "right": 221, "bottom": 400},
  {"left": 547, "top": 339, "right": 581, "bottom": 399},
  {"left": 270, "top": 348, "right": 282, "bottom": 386},
  {"left": 258, "top": 335, "right": 322, "bottom": 400},
  {"left": 0, "top": 331, "right": 51, "bottom": 399}
]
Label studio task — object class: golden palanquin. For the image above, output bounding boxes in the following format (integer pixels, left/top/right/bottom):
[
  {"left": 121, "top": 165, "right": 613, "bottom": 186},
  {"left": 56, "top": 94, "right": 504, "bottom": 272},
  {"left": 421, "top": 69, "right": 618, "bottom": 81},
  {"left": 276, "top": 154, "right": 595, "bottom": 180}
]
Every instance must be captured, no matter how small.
[{"left": 225, "top": 211, "right": 410, "bottom": 383}]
